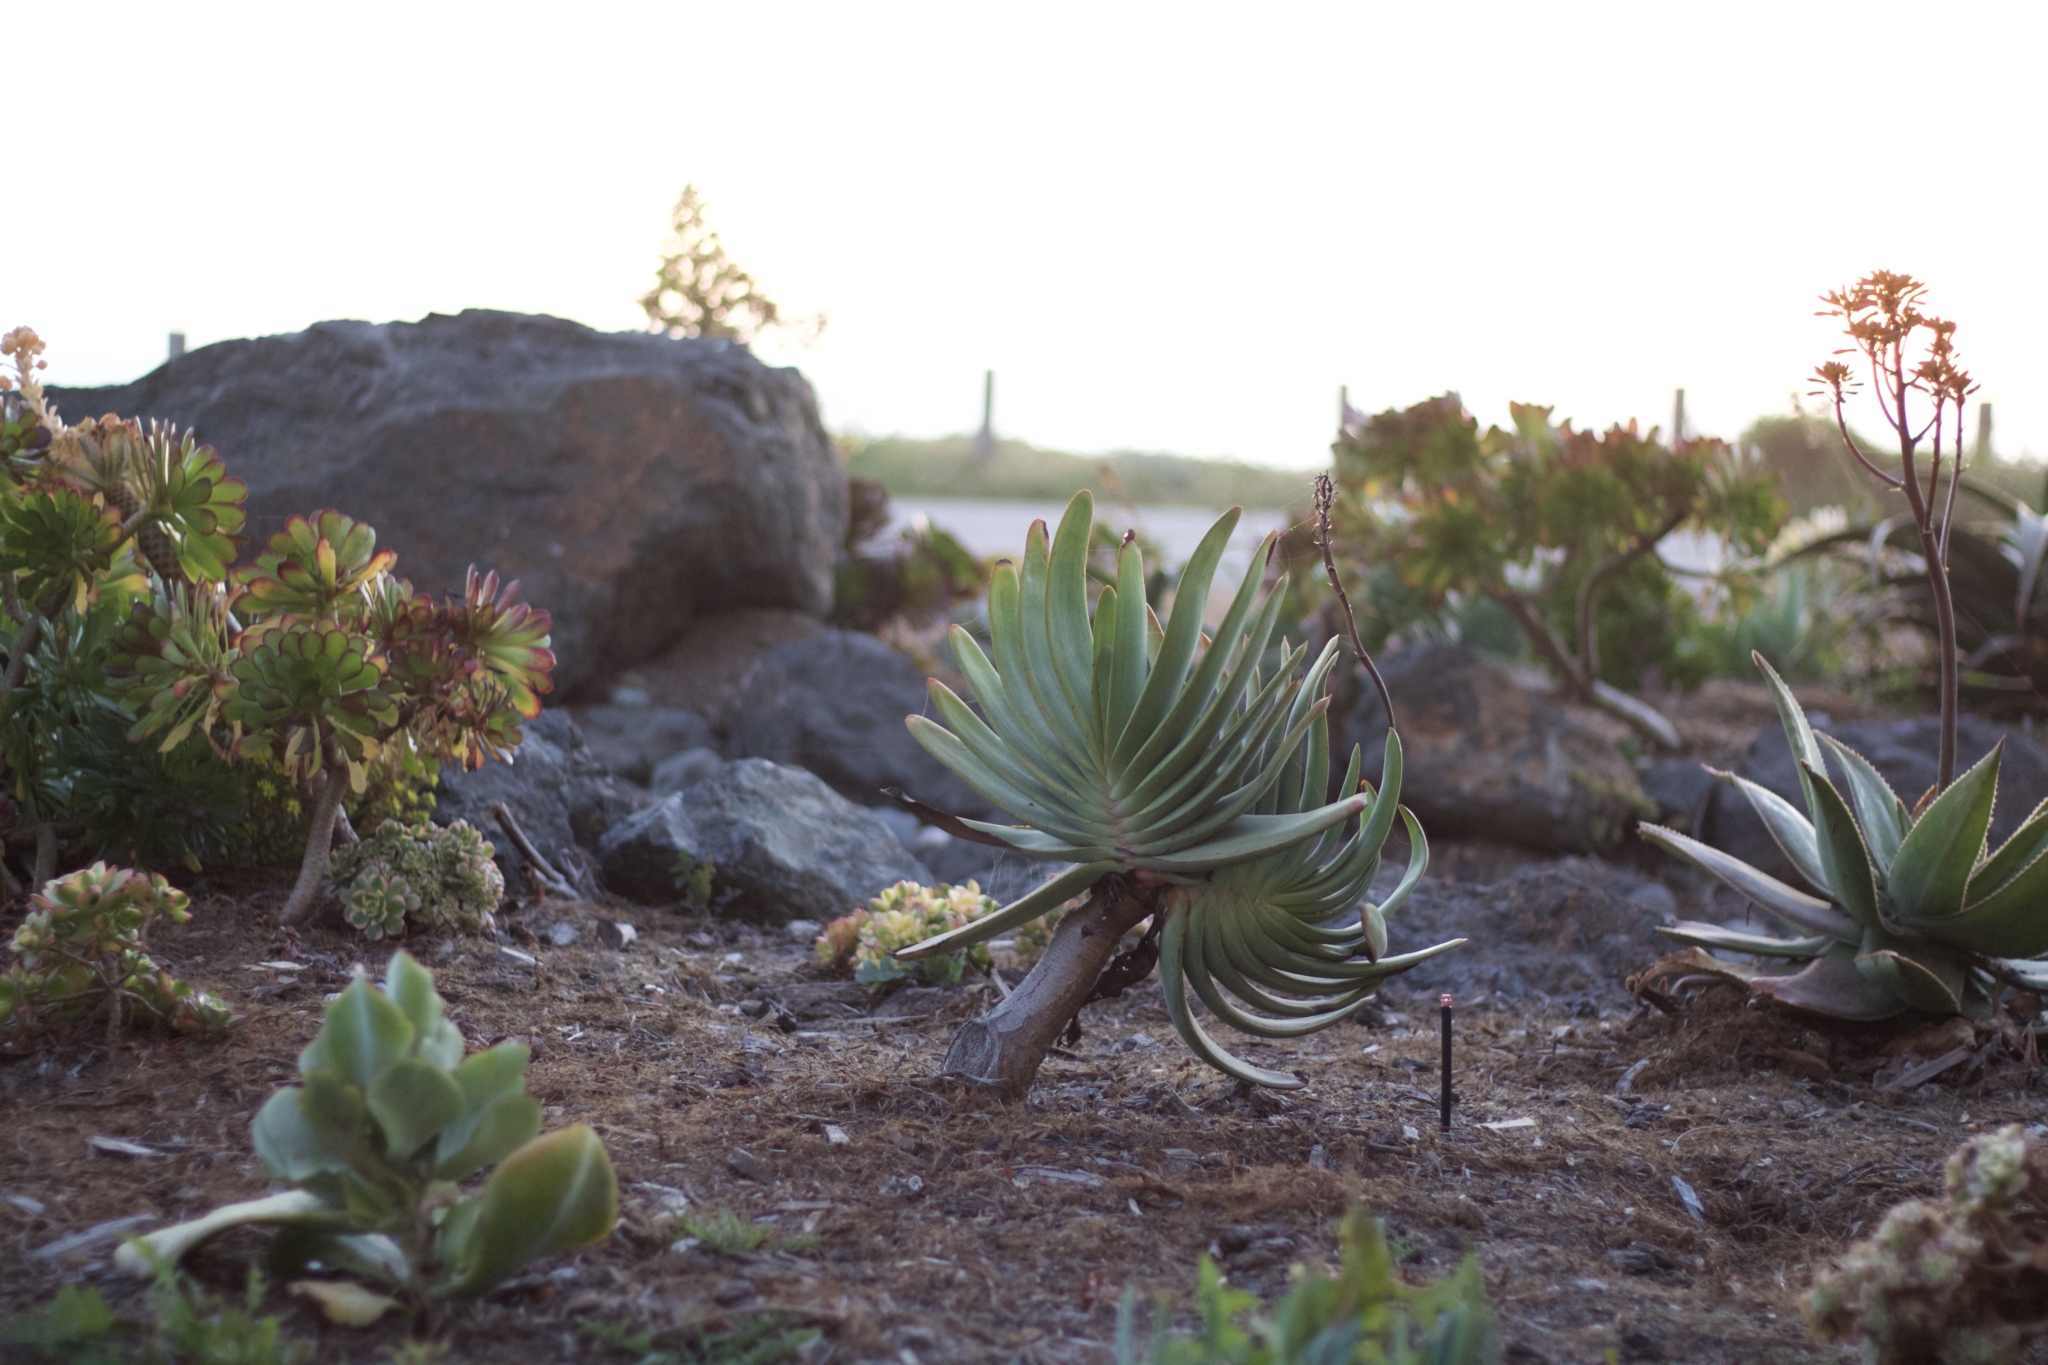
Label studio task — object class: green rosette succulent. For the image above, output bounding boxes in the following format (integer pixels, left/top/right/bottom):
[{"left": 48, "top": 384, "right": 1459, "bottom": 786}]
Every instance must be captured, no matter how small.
[
  {"left": 897, "top": 492, "right": 1462, "bottom": 1086},
  {"left": 331, "top": 820, "right": 503, "bottom": 940},
  {"left": 222, "top": 618, "right": 397, "bottom": 786},
  {"left": 234, "top": 510, "right": 395, "bottom": 623},
  {"left": 118, "top": 952, "right": 618, "bottom": 1307},
  {"left": 0, "top": 862, "right": 229, "bottom": 1048},
  {"left": 448, "top": 567, "right": 555, "bottom": 720},
  {"left": 0, "top": 486, "right": 125, "bottom": 615},
  {"left": 106, "top": 580, "right": 241, "bottom": 753},
  {"left": 1642, "top": 652, "right": 2048, "bottom": 1019},
  {"left": 136, "top": 422, "right": 248, "bottom": 583}
]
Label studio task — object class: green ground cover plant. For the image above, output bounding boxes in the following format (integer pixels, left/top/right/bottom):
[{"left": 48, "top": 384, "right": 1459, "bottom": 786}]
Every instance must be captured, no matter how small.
[
  {"left": 119, "top": 951, "right": 618, "bottom": 1316},
  {"left": 0, "top": 1264, "right": 309, "bottom": 1365},
  {"left": 330, "top": 820, "right": 504, "bottom": 942},
  {"left": 1117, "top": 1208, "right": 1499, "bottom": 1364}
]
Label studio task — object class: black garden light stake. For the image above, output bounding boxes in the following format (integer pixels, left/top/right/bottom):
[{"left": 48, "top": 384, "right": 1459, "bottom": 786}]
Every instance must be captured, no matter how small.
[{"left": 1439, "top": 993, "right": 1454, "bottom": 1130}]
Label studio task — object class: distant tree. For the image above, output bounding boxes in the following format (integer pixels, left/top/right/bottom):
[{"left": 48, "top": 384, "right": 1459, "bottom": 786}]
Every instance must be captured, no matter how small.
[{"left": 639, "top": 186, "right": 821, "bottom": 345}]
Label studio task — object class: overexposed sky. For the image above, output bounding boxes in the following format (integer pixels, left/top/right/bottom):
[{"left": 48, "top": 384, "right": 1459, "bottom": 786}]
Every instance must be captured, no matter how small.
[{"left": 14, "top": 2, "right": 2046, "bottom": 468}]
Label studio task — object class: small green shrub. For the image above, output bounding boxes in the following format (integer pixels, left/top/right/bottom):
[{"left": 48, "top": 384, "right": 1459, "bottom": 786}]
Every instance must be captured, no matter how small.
[
  {"left": 673, "top": 850, "right": 716, "bottom": 911},
  {"left": 1117, "top": 1209, "right": 1500, "bottom": 1364},
  {"left": 815, "top": 880, "right": 1047, "bottom": 987},
  {"left": 0, "top": 862, "right": 229, "bottom": 1051},
  {"left": 0, "top": 1262, "right": 309, "bottom": 1365},
  {"left": 1805, "top": 1124, "right": 2048, "bottom": 1364},
  {"left": 329, "top": 819, "right": 503, "bottom": 941},
  {"left": 120, "top": 951, "right": 618, "bottom": 1309}
]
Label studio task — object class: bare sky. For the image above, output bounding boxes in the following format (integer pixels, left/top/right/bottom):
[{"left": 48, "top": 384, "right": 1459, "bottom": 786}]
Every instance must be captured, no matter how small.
[{"left": 16, "top": 1, "right": 2045, "bottom": 469}]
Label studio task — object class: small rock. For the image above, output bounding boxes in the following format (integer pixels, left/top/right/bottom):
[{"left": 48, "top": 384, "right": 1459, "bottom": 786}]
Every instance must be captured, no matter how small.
[
  {"left": 824, "top": 1124, "right": 850, "bottom": 1146},
  {"left": 880, "top": 1174, "right": 925, "bottom": 1198},
  {"left": 542, "top": 923, "right": 580, "bottom": 947},
  {"left": 651, "top": 747, "right": 726, "bottom": 795},
  {"left": 726, "top": 1149, "right": 772, "bottom": 1182},
  {"left": 712, "top": 1277, "right": 757, "bottom": 1306},
  {"left": 595, "top": 919, "right": 637, "bottom": 949},
  {"left": 1572, "top": 1276, "right": 1609, "bottom": 1292},
  {"left": 784, "top": 919, "right": 822, "bottom": 945},
  {"left": 572, "top": 704, "right": 715, "bottom": 784},
  {"left": 1620, "top": 1328, "right": 1667, "bottom": 1362},
  {"left": 1606, "top": 1241, "right": 1680, "bottom": 1275}
]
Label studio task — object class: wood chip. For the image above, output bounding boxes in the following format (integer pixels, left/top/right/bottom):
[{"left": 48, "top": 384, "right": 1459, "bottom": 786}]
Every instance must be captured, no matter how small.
[
  {"left": 1880, "top": 1045, "right": 1974, "bottom": 1094},
  {"left": 88, "top": 1136, "right": 161, "bottom": 1158},
  {"left": 1477, "top": 1118, "right": 1536, "bottom": 1132},
  {"left": 823, "top": 1124, "right": 850, "bottom": 1146},
  {"left": 1010, "top": 1165, "right": 1107, "bottom": 1189}
]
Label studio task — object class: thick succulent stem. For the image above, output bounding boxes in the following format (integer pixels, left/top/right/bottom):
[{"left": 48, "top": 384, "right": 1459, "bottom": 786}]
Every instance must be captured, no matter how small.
[
  {"left": 31, "top": 822, "right": 55, "bottom": 891},
  {"left": 938, "top": 879, "right": 1160, "bottom": 1099},
  {"left": 279, "top": 765, "right": 348, "bottom": 925}
]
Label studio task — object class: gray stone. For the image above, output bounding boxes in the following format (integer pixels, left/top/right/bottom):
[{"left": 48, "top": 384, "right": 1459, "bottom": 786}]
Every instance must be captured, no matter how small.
[
  {"left": 727, "top": 630, "right": 998, "bottom": 818},
  {"left": 50, "top": 310, "right": 846, "bottom": 697},
  {"left": 569, "top": 704, "right": 714, "bottom": 784},
  {"left": 1640, "top": 757, "right": 1717, "bottom": 830},
  {"left": 650, "top": 747, "right": 726, "bottom": 795},
  {"left": 1700, "top": 714, "right": 2048, "bottom": 884},
  {"left": 1339, "top": 643, "right": 1652, "bottom": 853},
  {"left": 435, "top": 710, "right": 647, "bottom": 889},
  {"left": 597, "top": 758, "right": 931, "bottom": 921}
]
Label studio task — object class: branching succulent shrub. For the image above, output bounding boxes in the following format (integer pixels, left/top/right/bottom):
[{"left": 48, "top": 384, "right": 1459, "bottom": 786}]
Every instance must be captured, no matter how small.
[
  {"left": 0, "top": 862, "right": 229, "bottom": 1051},
  {"left": 893, "top": 493, "right": 1462, "bottom": 1093},
  {"left": 1642, "top": 653, "right": 2048, "bottom": 1018},
  {"left": 329, "top": 820, "right": 503, "bottom": 941},
  {"left": 1118, "top": 1209, "right": 1500, "bottom": 1365},
  {"left": 0, "top": 329, "right": 545, "bottom": 913},
  {"left": 1324, "top": 394, "right": 1786, "bottom": 744},
  {"left": 1804, "top": 1124, "right": 2048, "bottom": 1364},
  {"left": 814, "top": 880, "right": 1047, "bottom": 987},
  {"left": 119, "top": 951, "right": 618, "bottom": 1310}
]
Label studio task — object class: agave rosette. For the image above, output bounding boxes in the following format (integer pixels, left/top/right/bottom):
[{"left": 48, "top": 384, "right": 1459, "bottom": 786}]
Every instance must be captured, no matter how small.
[
  {"left": 897, "top": 492, "right": 1462, "bottom": 1085},
  {"left": 1642, "top": 653, "right": 2048, "bottom": 1019}
]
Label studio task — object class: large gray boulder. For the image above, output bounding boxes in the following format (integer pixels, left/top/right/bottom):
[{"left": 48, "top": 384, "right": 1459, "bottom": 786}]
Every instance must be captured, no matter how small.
[
  {"left": 1339, "top": 643, "right": 1652, "bottom": 853},
  {"left": 726, "top": 631, "right": 997, "bottom": 818},
  {"left": 599, "top": 759, "right": 931, "bottom": 922},
  {"left": 569, "top": 703, "right": 715, "bottom": 785},
  {"left": 49, "top": 310, "right": 846, "bottom": 697},
  {"left": 434, "top": 710, "right": 647, "bottom": 890},
  {"left": 1699, "top": 714, "right": 2048, "bottom": 884}
]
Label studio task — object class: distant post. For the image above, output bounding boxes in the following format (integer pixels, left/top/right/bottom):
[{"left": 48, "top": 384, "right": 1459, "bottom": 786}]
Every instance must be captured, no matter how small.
[
  {"left": 1671, "top": 388, "right": 1686, "bottom": 446},
  {"left": 975, "top": 370, "right": 995, "bottom": 461},
  {"left": 168, "top": 332, "right": 186, "bottom": 360},
  {"left": 1975, "top": 402, "right": 1993, "bottom": 461}
]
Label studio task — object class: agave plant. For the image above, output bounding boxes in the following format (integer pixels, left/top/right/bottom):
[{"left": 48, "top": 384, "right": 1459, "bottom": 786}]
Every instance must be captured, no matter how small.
[
  {"left": 1641, "top": 653, "right": 2048, "bottom": 1019},
  {"left": 894, "top": 492, "right": 1460, "bottom": 1091}
]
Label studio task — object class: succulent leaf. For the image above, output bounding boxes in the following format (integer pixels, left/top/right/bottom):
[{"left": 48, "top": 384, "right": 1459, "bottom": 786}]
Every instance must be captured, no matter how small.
[
  {"left": 1887, "top": 742, "right": 2000, "bottom": 920},
  {"left": 441, "top": 1125, "right": 618, "bottom": 1299}
]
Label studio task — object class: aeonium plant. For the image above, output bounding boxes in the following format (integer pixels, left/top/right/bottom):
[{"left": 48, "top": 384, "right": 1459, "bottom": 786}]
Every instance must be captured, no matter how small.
[
  {"left": 109, "top": 512, "right": 555, "bottom": 924},
  {"left": 118, "top": 951, "right": 617, "bottom": 1316}
]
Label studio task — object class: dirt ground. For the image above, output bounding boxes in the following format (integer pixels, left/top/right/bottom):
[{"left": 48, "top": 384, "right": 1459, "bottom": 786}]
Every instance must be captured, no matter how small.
[{"left": 4, "top": 842, "right": 2045, "bottom": 1365}]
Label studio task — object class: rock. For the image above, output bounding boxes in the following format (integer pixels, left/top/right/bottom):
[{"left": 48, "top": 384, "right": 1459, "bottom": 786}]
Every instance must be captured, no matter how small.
[
  {"left": 50, "top": 310, "right": 846, "bottom": 697},
  {"left": 1640, "top": 757, "right": 1716, "bottom": 829},
  {"left": 568, "top": 703, "right": 714, "bottom": 784},
  {"left": 1700, "top": 715, "right": 2048, "bottom": 884},
  {"left": 726, "top": 630, "right": 997, "bottom": 818},
  {"left": 628, "top": 607, "right": 826, "bottom": 724},
  {"left": 597, "top": 759, "right": 931, "bottom": 921},
  {"left": 1340, "top": 643, "right": 1652, "bottom": 853},
  {"left": 434, "top": 710, "right": 648, "bottom": 890},
  {"left": 650, "top": 748, "right": 725, "bottom": 795}
]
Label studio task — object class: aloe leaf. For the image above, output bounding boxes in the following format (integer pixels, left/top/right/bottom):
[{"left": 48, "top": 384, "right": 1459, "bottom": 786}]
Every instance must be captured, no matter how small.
[
  {"left": 1113, "top": 507, "right": 1241, "bottom": 769},
  {"left": 948, "top": 817, "right": 1110, "bottom": 863},
  {"left": 893, "top": 860, "right": 1116, "bottom": 960},
  {"left": 1854, "top": 944, "right": 1964, "bottom": 1016},
  {"left": 1045, "top": 492, "right": 1098, "bottom": 726},
  {"left": 1816, "top": 733, "right": 1908, "bottom": 872},
  {"left": 440, "top": 1124, "right": 618, "bottom": 1299},
  {"left": 906, "top": 713, "right": 1112, "bottom": 847},
  {"left": 1636, "top": 824, "right": 1856, "bottom": 938},
  {"left": 1714, "top": 768, "right": 1826, "bottom": 892},
  {"left": 1109, "top": 539, "right": 1149, "bottom": 738},
  {"left": 366, "top": 1056, "right": 466, "bottom": 1161},
  {"left": 946, "top": 627, "right": 1087, "bottom": 793},
  {"left": 1748, "top": 943, "right": 1910, "bottom": 1019},
  {"left": 297, "top": 974, "right": 415, "bottom": 1089},
  {"left": 1924, "top": 846, "right": 2048, "bottom": 958},
  {"left": 1143, "top": 800, "right": 1368, "bottom": 873},
  {"left": 1968, "top": 798, "right": 2048, "bottom": 904},
  {"left": 1888, "top": 741, "right": 2001, "bottom": 920},
  {"left": 113, "top": 1190, "right": 331, "bottom": 1278},
  {"left": 1799, "top": 762, "right": 1880, "bottom": 929},
  {"left": 1753, "top": 653, "right": 1826, "bottom": 818},
  {"left": 1159, "top": 910, "right": 1305, "bottom": 1089},
  {"left": 1090, "top": 584, "right": 1118, "bottom": 744},
  {"left": 1016, "top": 519, "right": 1095, "bottom": 768},
  {"left": 1655, "top": 922, "right": 1834, "bottom": 960}
]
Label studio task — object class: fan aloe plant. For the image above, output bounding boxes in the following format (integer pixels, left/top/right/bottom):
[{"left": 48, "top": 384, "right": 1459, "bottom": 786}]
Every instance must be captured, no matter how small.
[
  {"left": 892, "top": 492, "right": 1461, "bottom": 1093},
  {"left": 117, "top": 951, "right": 617, "bottom": 1314},
  {"left": 1642, "top": 654, "right": 2048, "bottom": 1018}
]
